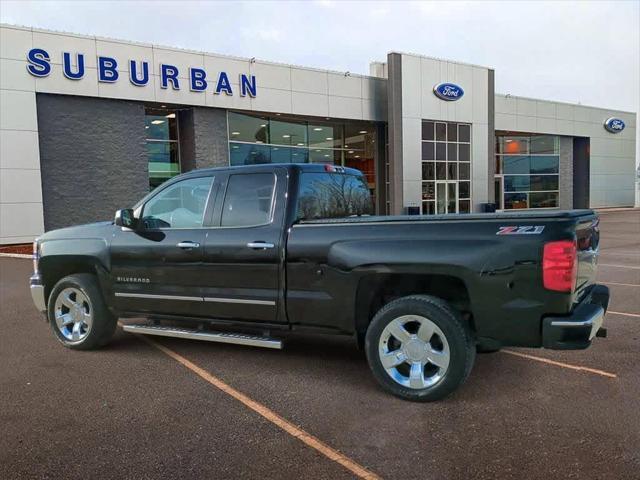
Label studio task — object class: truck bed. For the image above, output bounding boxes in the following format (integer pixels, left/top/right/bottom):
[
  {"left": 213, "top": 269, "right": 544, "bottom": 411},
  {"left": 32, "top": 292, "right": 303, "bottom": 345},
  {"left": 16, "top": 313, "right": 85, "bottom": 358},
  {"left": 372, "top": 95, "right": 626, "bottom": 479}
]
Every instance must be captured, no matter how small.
[{"left": 298, "top": 210, "right": 596, "bottom": 225}]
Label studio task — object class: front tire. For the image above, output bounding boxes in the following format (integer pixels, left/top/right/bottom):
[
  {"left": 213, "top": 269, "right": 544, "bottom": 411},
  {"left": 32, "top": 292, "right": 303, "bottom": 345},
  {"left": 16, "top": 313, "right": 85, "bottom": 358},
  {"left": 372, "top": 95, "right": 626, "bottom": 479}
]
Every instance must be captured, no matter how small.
[
  {"left": 365, "top": 295, "right": 475, "bottom": 402},
  {"left": 47, "top": 274, "right": 117, "bottom": 350}
]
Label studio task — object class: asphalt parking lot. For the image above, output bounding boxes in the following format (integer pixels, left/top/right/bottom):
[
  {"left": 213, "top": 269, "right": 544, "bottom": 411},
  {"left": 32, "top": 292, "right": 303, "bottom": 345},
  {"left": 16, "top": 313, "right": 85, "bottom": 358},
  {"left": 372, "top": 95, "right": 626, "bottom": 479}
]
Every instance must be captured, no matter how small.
[{"left": 1, "top": 209, "right": 639, "bottom": 479}]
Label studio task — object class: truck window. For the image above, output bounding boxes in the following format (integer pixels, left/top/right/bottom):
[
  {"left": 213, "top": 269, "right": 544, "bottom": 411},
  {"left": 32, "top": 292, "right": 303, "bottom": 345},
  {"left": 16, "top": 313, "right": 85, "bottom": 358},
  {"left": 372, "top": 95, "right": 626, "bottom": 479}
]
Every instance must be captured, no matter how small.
[
  {"left": 221, "top": 173, "right": 276, "bottom": 227},
  {"left": 141, "top": 176, "right": 213, "bottom": 229},
  {"left": 297, "top": 172, "right": 373, "bottom": 220}
]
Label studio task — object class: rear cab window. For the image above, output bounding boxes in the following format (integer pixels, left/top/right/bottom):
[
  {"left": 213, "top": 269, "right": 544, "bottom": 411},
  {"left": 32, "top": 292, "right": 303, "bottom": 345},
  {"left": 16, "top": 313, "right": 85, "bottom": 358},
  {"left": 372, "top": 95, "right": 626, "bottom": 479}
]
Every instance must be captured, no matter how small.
[{"left": 297, "top": 172, "right": 373, "bottom": 220}]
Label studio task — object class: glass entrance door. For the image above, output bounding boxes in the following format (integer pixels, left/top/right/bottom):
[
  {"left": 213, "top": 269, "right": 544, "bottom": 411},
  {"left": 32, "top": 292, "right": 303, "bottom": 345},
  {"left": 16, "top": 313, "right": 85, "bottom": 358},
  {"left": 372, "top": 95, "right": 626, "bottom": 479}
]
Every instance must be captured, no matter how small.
[{"left": 435, "top": 181, "right": 458, "bottom": 214}]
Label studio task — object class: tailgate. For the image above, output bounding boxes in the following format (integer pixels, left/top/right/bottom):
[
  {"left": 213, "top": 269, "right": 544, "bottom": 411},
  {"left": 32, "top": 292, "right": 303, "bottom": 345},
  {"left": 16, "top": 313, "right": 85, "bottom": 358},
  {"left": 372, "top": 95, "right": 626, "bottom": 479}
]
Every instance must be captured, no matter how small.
[{"left": 575, "top": 214, "right": 600, "bottom": 298}]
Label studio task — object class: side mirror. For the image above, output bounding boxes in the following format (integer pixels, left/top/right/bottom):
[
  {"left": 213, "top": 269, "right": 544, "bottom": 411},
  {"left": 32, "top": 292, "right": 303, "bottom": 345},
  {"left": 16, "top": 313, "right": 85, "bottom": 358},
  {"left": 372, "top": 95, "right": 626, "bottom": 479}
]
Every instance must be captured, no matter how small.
[{"left": 114, "top": 209, "right": 137, "bottom": 229}]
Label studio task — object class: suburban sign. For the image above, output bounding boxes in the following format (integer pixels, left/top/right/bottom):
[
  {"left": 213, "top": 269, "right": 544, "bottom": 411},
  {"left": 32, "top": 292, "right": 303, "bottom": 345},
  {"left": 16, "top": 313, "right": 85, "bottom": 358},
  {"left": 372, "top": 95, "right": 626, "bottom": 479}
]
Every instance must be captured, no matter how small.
[
  {"left": 433, "top": 82, "right": 464, "bottom": 101},
  {"left": 25, "top": 48, "right": 257, "bottom": 97},
  {"left": 603, "top": 117, "right": 625, "bottom": 134}
]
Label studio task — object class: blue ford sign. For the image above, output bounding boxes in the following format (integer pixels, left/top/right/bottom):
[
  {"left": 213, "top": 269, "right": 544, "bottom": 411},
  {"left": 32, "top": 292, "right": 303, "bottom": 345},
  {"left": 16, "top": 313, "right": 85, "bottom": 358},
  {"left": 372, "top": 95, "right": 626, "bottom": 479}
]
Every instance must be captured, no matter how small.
[
  {"left": 26, "top": 48, "right": 257, "bottom": 97},
  {"left": 604, "top": 117, "right": 625, "bottom": 133},
  {"left": 433, "top": 83, "right": 464, "bottom": 101}
]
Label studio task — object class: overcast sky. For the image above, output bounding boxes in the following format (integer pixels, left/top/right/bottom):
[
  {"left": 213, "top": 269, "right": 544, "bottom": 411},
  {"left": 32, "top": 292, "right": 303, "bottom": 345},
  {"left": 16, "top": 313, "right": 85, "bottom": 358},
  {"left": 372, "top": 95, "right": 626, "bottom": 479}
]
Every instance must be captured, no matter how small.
[{"left": 2, "top": 0, "right": 639, "bottom": 154}]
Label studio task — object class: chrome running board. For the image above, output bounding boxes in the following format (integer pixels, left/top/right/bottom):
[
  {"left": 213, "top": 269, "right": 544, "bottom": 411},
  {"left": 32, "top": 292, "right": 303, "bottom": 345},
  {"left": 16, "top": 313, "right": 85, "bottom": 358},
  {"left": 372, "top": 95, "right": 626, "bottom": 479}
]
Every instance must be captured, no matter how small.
[{"left": 122, "top": 324, "right": 283, "bottom": 350}]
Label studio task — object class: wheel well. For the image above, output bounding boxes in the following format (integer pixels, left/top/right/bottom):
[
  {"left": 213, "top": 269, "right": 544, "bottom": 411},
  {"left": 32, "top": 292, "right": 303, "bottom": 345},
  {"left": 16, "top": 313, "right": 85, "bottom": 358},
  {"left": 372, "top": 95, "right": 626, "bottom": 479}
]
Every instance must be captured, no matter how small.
[
  {"left": 41, "top": 257, "right": 98, "bottom": 304},
  {"left": 355, "top": 274, "right": 474, "bottom": 338}
]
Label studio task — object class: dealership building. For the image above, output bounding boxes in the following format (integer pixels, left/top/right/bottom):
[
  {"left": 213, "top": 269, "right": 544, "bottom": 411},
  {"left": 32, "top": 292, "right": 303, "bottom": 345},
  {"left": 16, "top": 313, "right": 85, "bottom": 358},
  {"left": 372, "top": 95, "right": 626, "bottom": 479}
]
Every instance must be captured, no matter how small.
[{"left": 0, "top": 23, "right": 637, "bottom": 244}]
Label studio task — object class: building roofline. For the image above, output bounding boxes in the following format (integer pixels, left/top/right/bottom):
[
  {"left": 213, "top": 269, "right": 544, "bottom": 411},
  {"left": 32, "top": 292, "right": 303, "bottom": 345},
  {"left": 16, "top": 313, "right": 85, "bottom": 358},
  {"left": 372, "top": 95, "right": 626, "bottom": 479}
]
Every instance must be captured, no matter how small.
[
  {"left": 496, "top": 92, "right": 637, "bottom": 115},
  {"left": 0, "top": 22, "right": 380, "bottom": 80},
  {"left": 387, "top": 50, "right": 494, "bottom": 71}
]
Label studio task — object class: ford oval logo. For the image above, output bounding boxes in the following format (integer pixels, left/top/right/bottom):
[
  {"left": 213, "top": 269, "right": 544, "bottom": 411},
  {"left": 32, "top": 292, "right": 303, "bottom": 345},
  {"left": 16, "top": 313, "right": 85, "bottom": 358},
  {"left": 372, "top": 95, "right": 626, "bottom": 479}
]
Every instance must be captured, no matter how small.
[
  {"left": 433, "top": 83, "right": 464, "bottom": 101},
  {"left": 604, "top": 117, "right": 625, "bottom": 133}
]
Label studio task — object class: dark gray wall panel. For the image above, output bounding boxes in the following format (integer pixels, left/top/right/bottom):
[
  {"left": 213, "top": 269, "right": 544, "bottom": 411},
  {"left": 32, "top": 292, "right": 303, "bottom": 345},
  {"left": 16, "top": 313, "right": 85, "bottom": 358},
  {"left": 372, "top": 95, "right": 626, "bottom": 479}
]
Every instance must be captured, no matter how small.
[
  {"left": 386, "top": 53, "right": 403, "bottom": 215},
  {"left": 192, "top": 107, "right": 228, "bottom": 169},
  {"left": 36, "top": 94, "right": 147, "bottom": 231},
  {"left": 487, "top": 69, "right": 496, "bottom": 205},
  {"left": 559, "top": 136, "right": 574, "bottom": 209},
  {"left": 178, "top": 108, "right": 196, "bottom": 172},
  {"left": 573, "top": 137, "right": 590, "bottom": 209}
]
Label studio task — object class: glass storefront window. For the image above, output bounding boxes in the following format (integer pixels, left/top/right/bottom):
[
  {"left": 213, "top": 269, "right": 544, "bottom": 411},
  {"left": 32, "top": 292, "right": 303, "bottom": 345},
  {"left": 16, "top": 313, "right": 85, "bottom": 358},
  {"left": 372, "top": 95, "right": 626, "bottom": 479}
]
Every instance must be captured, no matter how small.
[
  {"left": 271, "top": 146, "right": 309, "bottom": 164},
  {"left": 422, "top": 142, "right": 435, "bottom": 161},
  {"left": 309, "top": 122, "right": 343, "bottom": 149},
  {"left": 458, "top": 124, "right": 471, "bottom": 143},
  {"left": 422, "top": 121, "right": 434, "bottom": 141},
  {"left": 495, "top": 134, "right": 560, "bottom": 209},
  {"left": 271, "top": 119, "right": 307, "bottom": 147},
  {"left": 227, "top": 112, "right": 378, "bottom": 201},
  {"left": 421, "top": 120, "right": 472, "bottom": 215},
  {"left": 146, "top": 114, "right": 178, "bottom": 141},
  {"left": 309, "top": 148, "right": 340, "bottom": 164},
  {"left": 530, "top": 135, "right": 559, "bottom": 154},
  {"left": 504, "top": 192, "right": 528, "bottom": 209},
  {"left": 459, "top": 163, "right": 470, "bottom": 180},
  {"left": 458, "top": 144, "right": 470, "bottom": 162},
  {"left": 422, "top": 162, "right": 435, "bottom": 180},
  {"left": 503, "top": 156, "right": 531, "bottom": 175},
  {"left": 530, "top": 156, "right": 559, "bottom": 174},
  {"left": 145, "top": 109, "right": 180, "bottom": 190},
  {"left": 530, "top": 192, "right": 559, "bottom": 208},
  {"left": 230, "top": 143, "right": 271, "bottom": 165},
  {"left": 228, "top": 112, "right": 269, "bottom": 143}
]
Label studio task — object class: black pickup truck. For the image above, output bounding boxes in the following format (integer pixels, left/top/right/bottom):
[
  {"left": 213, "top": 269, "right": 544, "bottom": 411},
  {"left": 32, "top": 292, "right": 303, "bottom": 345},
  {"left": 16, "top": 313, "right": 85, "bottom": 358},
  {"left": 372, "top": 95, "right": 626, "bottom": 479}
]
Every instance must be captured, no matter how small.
[{"left": 30, "top": 163, "right": 609, "bottom": 401}]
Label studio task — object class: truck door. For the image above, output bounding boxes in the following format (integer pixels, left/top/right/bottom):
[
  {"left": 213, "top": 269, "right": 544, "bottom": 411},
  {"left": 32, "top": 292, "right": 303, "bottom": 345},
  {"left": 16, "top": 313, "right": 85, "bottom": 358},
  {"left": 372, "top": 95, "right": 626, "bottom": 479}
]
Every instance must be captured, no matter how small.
[
  {"left": 201, "top": 168, "right": 287, "bottom": 324},
  {"left": 110, "top": 174, "right": 216, "bottom": 316}
]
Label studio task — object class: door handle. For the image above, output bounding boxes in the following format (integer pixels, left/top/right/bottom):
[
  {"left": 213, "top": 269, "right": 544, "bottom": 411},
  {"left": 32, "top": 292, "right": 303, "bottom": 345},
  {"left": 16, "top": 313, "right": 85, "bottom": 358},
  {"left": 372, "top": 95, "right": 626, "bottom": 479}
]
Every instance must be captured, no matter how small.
[
  {"left": 247, "top": 242, "right": 275, "bottom": 250},
  {"left": 177, "top": 241, "right": 200, "bottom": 249}
]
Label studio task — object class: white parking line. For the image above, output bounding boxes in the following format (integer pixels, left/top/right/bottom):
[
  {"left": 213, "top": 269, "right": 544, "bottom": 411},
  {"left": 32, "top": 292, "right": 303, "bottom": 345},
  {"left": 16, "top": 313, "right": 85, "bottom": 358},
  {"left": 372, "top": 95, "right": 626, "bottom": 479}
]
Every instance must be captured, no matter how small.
[
  {"left": 501, "top": 350, "right": 617, "bottom": 378},
  {"left": 603, "top": 282, "right": 640, "bottom": 287},
  {"left": 608, "top": 311, "right": 640, "bottom": 318},
  {"left": 598, "top": 264, "right": 640, "bottom": 270},
  {"left": 129, "top": 330, "right": 382, "bottom": 480}
]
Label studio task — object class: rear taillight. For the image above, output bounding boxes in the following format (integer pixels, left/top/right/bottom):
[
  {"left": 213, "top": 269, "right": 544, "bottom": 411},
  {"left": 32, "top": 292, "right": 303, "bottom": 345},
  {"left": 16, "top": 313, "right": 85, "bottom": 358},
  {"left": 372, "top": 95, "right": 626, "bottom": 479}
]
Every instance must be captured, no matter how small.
[{"left": 543, "top": 240, "right": 577, "bottom": 292}]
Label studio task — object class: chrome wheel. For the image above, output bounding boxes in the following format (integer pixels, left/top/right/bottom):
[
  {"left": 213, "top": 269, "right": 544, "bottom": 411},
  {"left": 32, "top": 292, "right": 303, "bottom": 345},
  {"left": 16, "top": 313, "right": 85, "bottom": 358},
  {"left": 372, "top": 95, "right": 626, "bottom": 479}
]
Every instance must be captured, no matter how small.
[
  {"left": 54, "top": 287, "right": 92, "bottom": 342},
  {"left": 378, "top": 315, "right": 450, "bottom": 389}
]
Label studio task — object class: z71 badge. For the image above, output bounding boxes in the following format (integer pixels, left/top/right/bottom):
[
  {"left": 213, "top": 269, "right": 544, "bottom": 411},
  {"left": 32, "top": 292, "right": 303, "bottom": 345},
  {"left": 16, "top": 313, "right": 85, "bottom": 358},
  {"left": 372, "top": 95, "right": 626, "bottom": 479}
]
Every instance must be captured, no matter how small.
[{"left": 496, "top": 226, "right": 545, "bottom": 235}]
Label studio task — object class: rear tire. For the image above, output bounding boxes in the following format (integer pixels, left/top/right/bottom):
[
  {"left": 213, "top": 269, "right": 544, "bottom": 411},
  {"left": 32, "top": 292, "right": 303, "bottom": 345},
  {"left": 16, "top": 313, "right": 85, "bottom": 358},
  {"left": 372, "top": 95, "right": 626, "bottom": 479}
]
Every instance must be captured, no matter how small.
[
  {"left": 47, "top": 274, "right": 117, "bottom": 350},
  {"left": 365, "top": 295, "right": 475, "bottom": 402}
]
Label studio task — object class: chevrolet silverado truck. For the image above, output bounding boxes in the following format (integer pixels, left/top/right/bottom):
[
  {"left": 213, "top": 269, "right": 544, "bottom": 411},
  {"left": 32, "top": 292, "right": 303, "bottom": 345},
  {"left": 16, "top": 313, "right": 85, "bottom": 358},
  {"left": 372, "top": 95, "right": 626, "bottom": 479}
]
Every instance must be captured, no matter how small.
[{"left": 29, "top": 163, "right": 609, "bottom": 401}]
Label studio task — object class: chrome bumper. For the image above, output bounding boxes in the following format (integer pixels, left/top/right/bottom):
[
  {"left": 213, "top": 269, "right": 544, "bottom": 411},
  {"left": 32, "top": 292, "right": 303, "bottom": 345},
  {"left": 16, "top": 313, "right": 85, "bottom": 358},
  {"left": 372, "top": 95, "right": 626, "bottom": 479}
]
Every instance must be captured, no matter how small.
[
  {"left": 542, "top": 284, "right": 609, "bottom": 350},
  {"left": 550, "top": 305, "right": 604, "bottom": 340},
  {"left": 30, "top": 274, "right": 46, "bottom": 313}
]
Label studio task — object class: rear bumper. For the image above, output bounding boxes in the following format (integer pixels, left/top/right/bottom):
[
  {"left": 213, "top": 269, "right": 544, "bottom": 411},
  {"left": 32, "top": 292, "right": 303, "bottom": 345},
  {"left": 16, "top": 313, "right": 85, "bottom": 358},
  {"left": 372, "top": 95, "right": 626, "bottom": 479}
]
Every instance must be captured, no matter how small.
[
  {"left": 542, "top": 284, "right": 609, "bottom": 350},
  {"left": 30, "top": 274, "right": 47, "bottom": 313}
]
